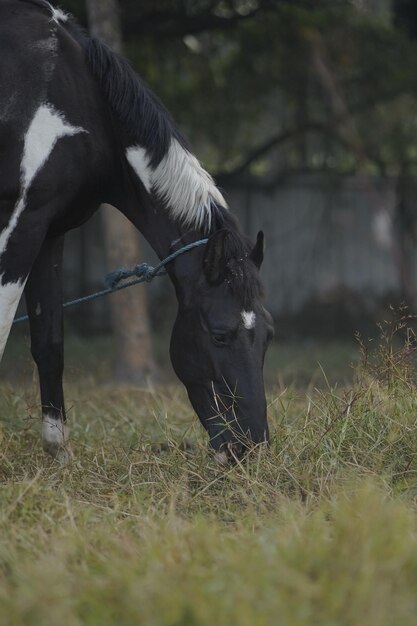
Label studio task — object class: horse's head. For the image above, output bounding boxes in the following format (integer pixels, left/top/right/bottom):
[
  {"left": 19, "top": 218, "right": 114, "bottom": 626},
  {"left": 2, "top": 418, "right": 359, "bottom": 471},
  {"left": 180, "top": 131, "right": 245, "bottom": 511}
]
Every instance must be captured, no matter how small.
[{"left": 170, "top": 228, "right": 273, "bottom": 463}]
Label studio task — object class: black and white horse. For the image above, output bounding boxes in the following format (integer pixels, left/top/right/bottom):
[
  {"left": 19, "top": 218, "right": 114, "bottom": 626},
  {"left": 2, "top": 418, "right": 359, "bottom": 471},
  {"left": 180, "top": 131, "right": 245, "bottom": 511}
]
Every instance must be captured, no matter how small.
[{"left": 0, "top": 0, "right": 274, "bottom": 463}]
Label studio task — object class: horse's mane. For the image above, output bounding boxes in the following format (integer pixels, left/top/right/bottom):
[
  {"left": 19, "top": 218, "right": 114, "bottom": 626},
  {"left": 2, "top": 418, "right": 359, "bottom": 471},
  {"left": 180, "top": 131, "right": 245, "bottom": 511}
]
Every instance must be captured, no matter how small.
[
  {"left": 18, "top": 1, "right": 233, "bottom": 235},
  {"left": 83, "top": 35, "right": 228, "bottom": 230},
  {"left": 17, "top": 0, "right": 186, "bottom": 169},
  {"left": 212, "top": 211, "right": 264, "bottom": 306},
  {"left": 85, "top": 39, "right": 188, "bottom": 168}
]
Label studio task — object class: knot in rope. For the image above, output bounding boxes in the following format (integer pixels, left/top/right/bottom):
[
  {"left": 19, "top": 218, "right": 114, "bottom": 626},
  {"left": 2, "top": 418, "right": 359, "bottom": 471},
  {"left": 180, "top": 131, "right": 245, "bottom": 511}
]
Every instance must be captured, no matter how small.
[
  {"left": 104, "top": 262, "right": 166, "bottom": 289},
  {"left": 12, "top": 237, "right": 208, "bottom": 326}
]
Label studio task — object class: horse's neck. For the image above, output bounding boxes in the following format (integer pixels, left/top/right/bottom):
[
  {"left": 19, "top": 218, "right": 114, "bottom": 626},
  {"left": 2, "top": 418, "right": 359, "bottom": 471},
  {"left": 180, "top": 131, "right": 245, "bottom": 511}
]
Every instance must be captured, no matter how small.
[{"left": 116, "top": 172, "right": 206, "bottom": 286}]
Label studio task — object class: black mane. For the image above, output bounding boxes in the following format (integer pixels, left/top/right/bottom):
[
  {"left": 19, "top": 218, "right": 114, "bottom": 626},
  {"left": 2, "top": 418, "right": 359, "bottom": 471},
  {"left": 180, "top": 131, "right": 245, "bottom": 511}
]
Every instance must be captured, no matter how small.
[
  {"left": 19, "top": 0, "right": 187, "bottom": 168},
  {"left": 213, "top": 211, "right": 264, "bottom": 306},
  {"left": 85, "top": 38, "right": 188, "bottom": 167}
]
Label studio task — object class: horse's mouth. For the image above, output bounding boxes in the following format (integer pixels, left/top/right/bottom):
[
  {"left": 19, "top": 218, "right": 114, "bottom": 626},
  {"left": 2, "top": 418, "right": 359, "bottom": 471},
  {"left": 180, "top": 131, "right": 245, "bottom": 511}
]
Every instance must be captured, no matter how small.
[
  {"left": 185, "top": 382, "right": 269, "bottom": 464},
  {"left": 212, "top": 441, "right": 246, "bottom": 465},
  {"left": 212, "top": 439, "right": 270, "bottom": 465},
  {"left": 213, "top": 450, "right": 229, "bottom": 465}
]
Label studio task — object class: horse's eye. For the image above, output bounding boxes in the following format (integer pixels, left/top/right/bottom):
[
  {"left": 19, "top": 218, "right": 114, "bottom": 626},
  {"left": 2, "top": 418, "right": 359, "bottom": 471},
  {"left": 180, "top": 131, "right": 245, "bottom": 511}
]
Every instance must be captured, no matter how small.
[{"left": 212, "top": 331, "right": 230, "bottom": 346}]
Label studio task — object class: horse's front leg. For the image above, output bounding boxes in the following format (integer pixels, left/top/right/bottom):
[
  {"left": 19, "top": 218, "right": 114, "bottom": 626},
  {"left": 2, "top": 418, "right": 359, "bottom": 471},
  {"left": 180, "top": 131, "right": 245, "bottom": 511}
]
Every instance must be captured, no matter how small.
[{"left": 24, "top": 235, "right": 72, "bottom": 463}]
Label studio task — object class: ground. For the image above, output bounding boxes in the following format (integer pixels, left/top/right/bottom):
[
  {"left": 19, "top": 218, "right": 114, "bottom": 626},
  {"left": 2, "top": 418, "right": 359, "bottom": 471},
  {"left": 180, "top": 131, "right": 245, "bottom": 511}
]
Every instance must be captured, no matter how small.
[{"left": 0, "top": 329, "right": 417, "bottom": 625}]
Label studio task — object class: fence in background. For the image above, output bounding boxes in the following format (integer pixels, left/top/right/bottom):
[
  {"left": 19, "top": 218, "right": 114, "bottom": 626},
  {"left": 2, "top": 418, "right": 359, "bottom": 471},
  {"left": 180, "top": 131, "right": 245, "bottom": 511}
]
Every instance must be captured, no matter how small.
[{"left": 17, "top": 174, "right": 405, "bottom": 333}]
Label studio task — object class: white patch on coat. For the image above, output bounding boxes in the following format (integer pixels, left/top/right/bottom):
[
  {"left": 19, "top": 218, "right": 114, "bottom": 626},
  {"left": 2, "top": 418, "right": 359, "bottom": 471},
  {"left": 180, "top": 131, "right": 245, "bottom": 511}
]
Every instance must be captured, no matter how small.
[
  {"left": 21, "top": 104, "right": 85, "bottom": 190},
  {"left": 42, "top": 413, "right": 72, "bottom": 463},
  {"left": 0, "top": 105, "right": 86, "bottom": 362},
  {"left": 126, "top": 146, "right": 152, "bottom": 192},
  {"left": 0, "top": 277, "right": 26, "bottom": 362},
  {"left": 0, "top": 104, "right": 86, "bottom": 257},
  {"left": 126, "top": 138, "right": 227, "bottom": 230},
  {"left": 47, "top": 3, "right": 69, "bottom": 24},
  {"left": 241, "top": 310, "right": 256, "bottom": 330},
  {"left": 32, "top": 36, "right": 58, "bottom": 55}
]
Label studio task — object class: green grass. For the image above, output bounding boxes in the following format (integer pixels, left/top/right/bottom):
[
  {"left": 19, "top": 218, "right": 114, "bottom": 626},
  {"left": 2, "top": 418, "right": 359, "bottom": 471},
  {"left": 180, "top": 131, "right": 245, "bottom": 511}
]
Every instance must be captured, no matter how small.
[{"left": 1, "top": 330, "right": 417, "bottom": 625}]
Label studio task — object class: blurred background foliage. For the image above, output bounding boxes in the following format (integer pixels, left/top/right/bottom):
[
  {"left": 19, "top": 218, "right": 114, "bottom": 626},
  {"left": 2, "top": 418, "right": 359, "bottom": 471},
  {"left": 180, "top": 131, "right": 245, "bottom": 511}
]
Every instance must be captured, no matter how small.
[
  {"left": 59, "top": 0, "right": 417, "bottom": 179},
  {"left": 32, "top": 0, "right": 417, "bottom": 345}
]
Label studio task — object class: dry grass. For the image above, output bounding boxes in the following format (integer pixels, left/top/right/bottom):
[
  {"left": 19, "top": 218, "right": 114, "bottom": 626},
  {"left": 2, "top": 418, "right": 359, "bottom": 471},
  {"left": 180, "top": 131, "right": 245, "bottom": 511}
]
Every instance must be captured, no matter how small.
[{"left": 1, "top": 328, "right": 417, "bottom": 625}]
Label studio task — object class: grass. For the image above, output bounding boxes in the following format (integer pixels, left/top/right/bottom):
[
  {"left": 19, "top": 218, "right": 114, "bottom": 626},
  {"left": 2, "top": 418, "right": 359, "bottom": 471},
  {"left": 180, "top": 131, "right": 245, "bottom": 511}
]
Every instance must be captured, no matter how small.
[{"left": 1, "top": 326, "right": 417, "bottom": 625}]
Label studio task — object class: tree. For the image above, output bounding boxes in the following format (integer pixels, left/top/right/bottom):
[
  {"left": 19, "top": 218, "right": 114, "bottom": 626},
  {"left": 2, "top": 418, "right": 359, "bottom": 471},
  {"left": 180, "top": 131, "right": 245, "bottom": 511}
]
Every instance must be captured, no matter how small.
[
  {"left": 85, "top": 0, "right": 156, "bottom": 384},
  {"left": 62, "top": 0, "right": 417, "bottom": 313}
]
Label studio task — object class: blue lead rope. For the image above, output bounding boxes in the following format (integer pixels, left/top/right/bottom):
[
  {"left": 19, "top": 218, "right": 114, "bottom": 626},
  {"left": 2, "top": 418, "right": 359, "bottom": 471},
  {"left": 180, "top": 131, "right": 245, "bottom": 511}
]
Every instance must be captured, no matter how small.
[{"left": 12, "top": 238, "right": 208, "bottom": 325}]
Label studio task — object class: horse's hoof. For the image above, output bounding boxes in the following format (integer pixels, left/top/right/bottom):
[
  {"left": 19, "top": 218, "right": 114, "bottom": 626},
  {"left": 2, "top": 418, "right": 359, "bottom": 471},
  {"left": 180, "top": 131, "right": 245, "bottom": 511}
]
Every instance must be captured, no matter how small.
[
  {"left": 42, "top": 439, "right": 74, "bottom": 464},
  {"left": 42, "top": 415, "right": 73, "bottom": 464},
  {"left": 54, "top": 445, "right": 74, "bottom": 465}
]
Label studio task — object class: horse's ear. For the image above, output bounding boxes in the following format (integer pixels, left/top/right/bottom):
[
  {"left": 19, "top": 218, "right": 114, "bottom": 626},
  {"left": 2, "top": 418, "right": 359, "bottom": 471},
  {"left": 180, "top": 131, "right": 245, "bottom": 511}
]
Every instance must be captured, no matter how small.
[
  {"left": 203, "top": 229, "right": 229, "bottom": 285},
  {"left": 250, "top": 231, "right": 264, "bottom": 269}
]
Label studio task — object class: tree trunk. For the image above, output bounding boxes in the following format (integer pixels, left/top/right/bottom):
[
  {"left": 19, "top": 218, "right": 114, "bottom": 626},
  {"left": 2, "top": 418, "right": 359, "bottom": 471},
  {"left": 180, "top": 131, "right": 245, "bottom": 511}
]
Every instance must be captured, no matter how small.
[{"left": 86, "top": 0, "right": 156, "bottom": 384}]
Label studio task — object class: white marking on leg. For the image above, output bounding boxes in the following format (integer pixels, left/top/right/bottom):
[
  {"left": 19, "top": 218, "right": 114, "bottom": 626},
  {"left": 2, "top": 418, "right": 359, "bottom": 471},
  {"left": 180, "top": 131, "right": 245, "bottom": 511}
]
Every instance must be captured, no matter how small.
[
  {"left": 0, "top": 104, "right": 86, "bottom": 256},
  {"left": 126, "top": 138, "right": 227, "bottom": 230},
  {"left": 0, "top": 277, "right": 26, "bottom": 361},
  {"left": 42, "top": 413, "right": 72, "bottom": 463},
  {"left": 241, "top": 310, "right": 256, "bottom": 330}
]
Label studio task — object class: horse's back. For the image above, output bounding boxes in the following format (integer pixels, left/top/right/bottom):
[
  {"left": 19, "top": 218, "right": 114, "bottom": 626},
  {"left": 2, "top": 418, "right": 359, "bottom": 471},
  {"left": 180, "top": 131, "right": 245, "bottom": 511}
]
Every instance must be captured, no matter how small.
[
  {"left": 0, "top": 1, "right": 58, "bottom": 125},
  {"left": 0, "top": 1, "right": 101, "bottom": 126},
  {"left": 0, "top": 0, "right": 115, "bottom": 226}
]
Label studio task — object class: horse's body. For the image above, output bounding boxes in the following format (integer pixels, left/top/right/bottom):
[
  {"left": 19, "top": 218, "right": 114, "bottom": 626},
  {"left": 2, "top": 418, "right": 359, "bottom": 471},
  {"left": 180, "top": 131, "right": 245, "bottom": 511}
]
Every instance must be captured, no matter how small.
[{"left": 0, "top": 0, "right": 273, "bottom": 463}]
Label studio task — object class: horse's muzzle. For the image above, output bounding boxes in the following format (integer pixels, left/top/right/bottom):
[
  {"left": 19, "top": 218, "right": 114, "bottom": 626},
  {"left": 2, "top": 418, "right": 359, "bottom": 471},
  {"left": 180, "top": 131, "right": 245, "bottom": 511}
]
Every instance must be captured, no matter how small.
[
  {"left": 213, "top": 441, "right": 245, "bottom": 465},
  {"left": 212, "top": 439, "right": 269, "bottom": 465}
]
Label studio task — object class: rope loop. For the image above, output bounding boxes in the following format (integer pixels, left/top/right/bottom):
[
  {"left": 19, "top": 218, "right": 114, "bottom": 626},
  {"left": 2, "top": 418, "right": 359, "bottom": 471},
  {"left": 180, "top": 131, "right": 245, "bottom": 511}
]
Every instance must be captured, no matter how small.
[
  {"left": 13, "top": 238, "right": 208, "bottom": 325},
  {"left": 104, "top": 262, "right": 163, "bottom": 289}
]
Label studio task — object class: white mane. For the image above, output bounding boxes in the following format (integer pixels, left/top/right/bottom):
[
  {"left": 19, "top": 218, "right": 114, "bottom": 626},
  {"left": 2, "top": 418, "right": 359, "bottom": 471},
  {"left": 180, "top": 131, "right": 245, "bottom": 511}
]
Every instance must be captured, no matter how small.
[{"left": 126, "top": 139, "right": 227, "bottom": 230}]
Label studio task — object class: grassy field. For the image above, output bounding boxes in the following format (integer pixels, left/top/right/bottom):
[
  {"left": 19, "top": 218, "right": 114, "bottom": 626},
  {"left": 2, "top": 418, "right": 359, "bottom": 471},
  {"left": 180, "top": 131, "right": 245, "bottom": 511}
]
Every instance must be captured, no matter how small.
[{"left": 1, "top": 327, "right": 417, "bottom": 625}]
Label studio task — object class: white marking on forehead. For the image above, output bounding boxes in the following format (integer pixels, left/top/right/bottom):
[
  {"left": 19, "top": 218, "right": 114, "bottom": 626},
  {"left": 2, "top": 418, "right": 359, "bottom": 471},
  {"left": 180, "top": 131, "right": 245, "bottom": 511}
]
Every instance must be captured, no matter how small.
[
  {"left": 0, "top": 104, "right": 86, "bottom": 256},
  {"left": 0, "top": 277, "right": 26, "bottom": 362},
  {"left": 126, "top": 138, "right": 227, "bottom": 230},
  {"left": 241, "top": 310, "right": 256, "bottom": 330}
]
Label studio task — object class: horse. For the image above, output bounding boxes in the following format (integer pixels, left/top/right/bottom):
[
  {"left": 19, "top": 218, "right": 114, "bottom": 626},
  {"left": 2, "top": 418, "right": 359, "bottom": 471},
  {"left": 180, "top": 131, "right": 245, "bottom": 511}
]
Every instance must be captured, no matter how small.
[{"left": 0, "top": 0, "right": 274, "bottom": 464}]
